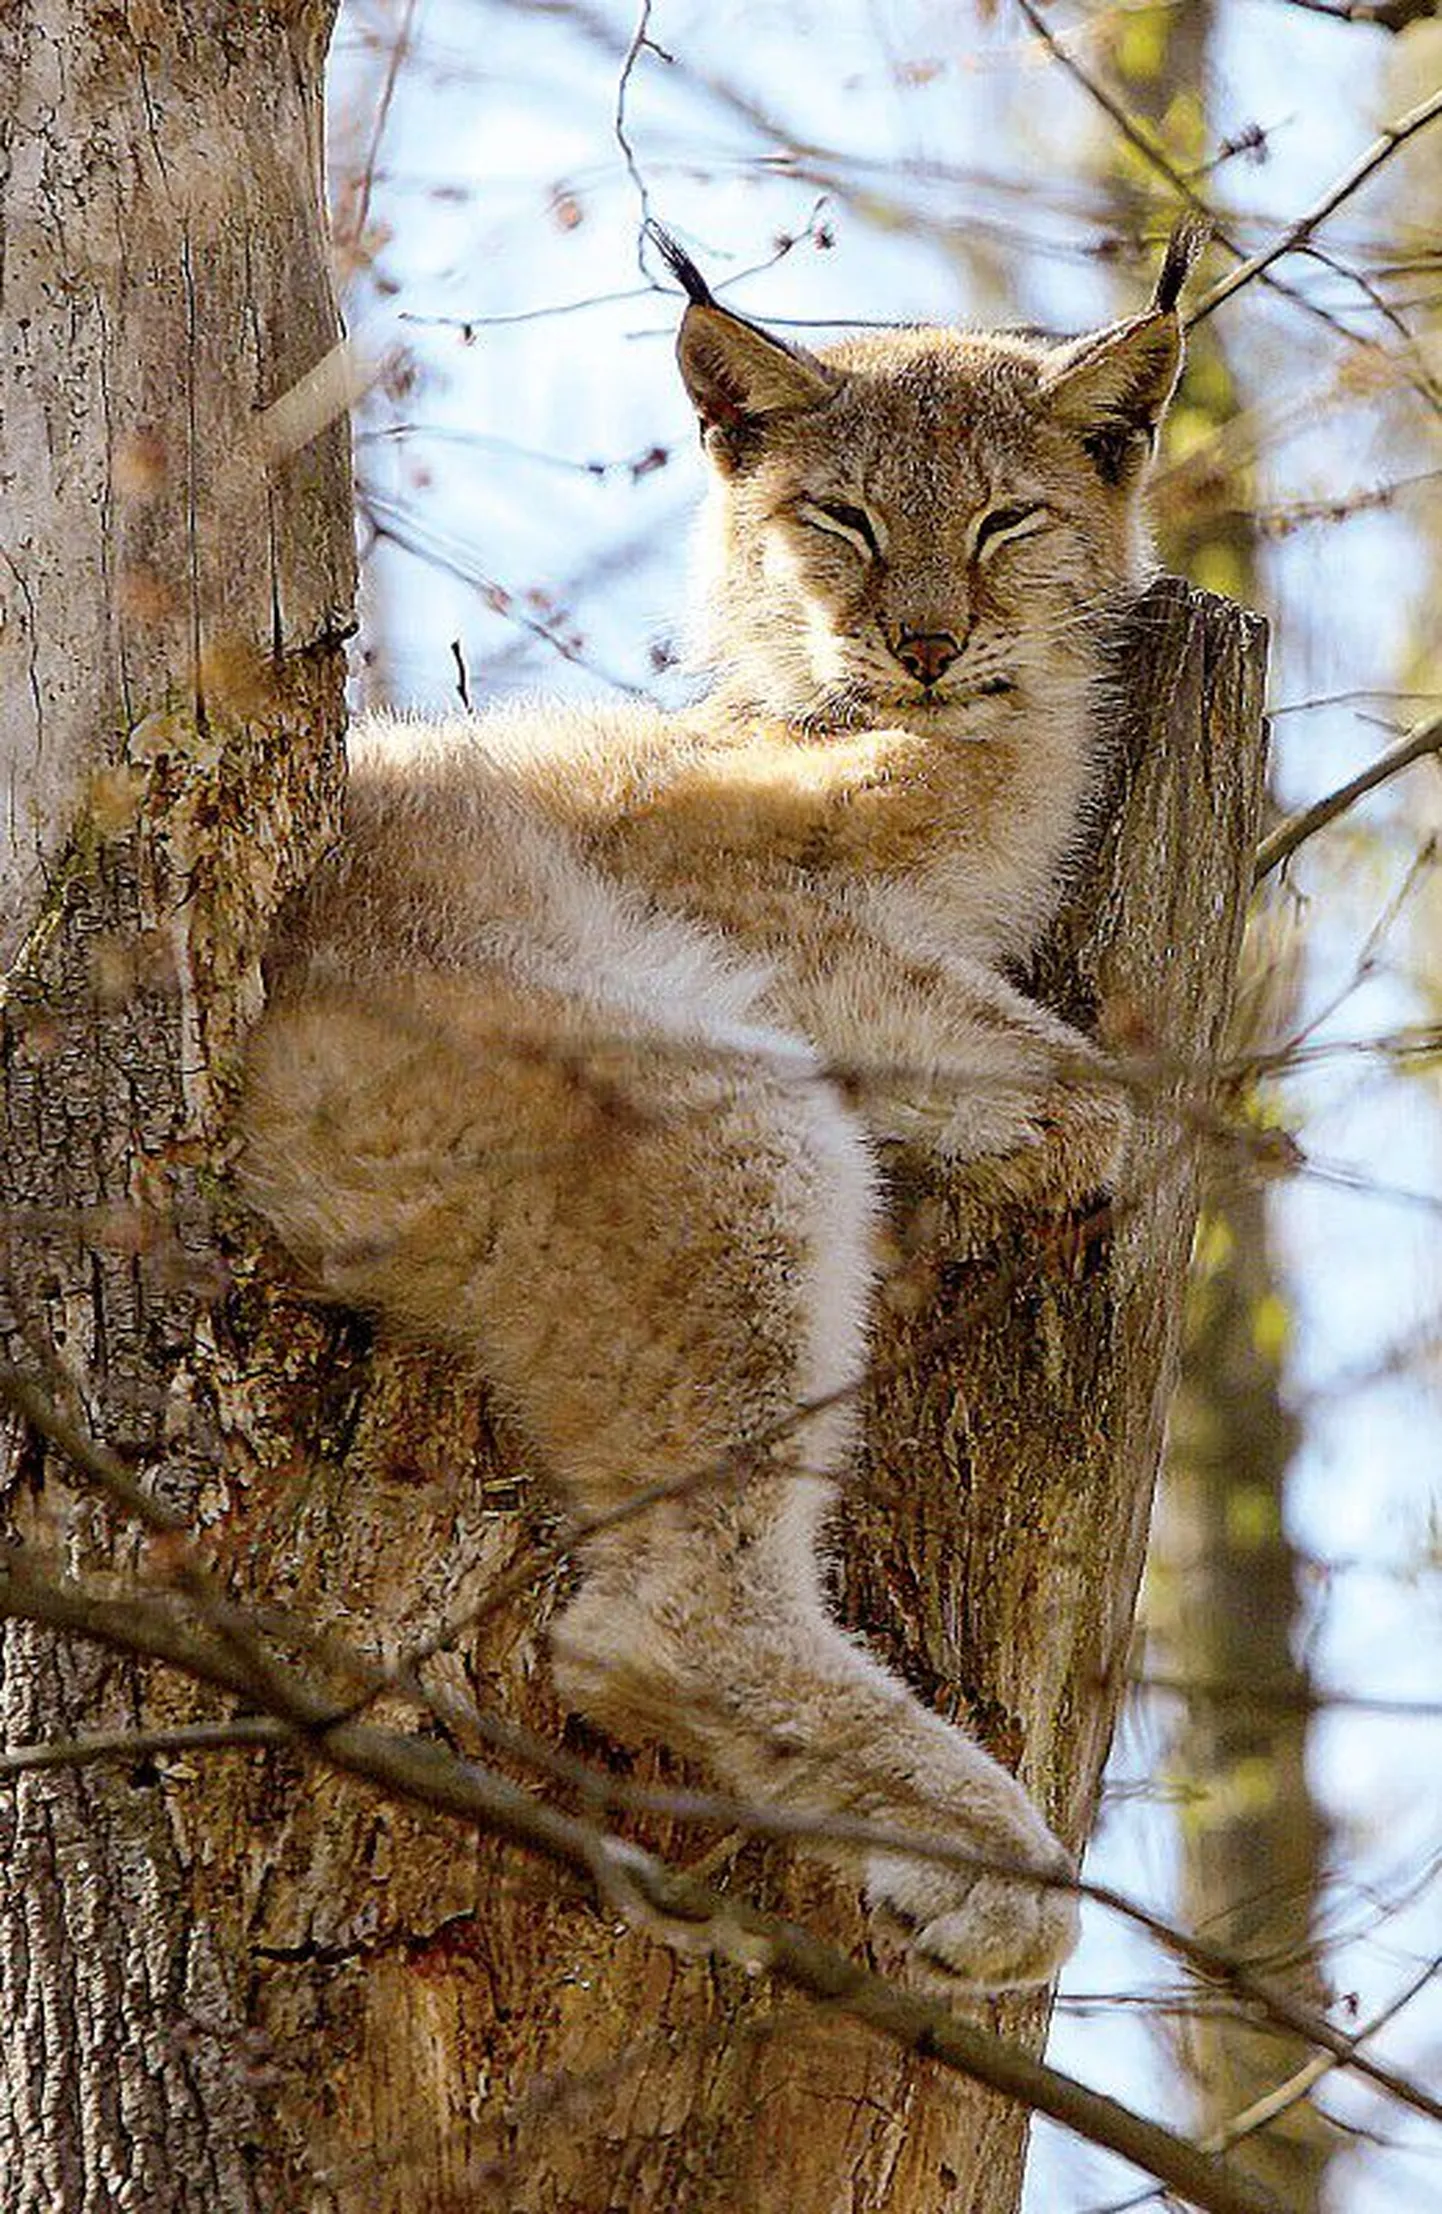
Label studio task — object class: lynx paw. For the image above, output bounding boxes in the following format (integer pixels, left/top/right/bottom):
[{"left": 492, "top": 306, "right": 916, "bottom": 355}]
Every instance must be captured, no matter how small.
[
  {"left": 867, "top": 1834, "right": 1079, "bottom": 1991},
  {"left": 956, "top": 1079, "right": 1131, "bottom": 1221}
]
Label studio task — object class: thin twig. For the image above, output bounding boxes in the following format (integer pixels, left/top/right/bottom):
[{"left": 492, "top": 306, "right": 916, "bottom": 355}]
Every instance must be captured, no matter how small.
[
  {"left": 357, "top": 487, "right": 646, "bottom": 694},
  {"left": 1261, "top": 0, "right": 1440, "bottom": 34},
  {"left": 343, "top": 0, "right": 421, "bottom": 258},
  {"left": 1191, "top": 85, "right": 1442, "bottom": 327},
  {"left": 1206, "top": 1958, "right": 1440, "bottom": 2153},
  {"left": 1015, "top": 0, "right": 1206, "bottom": 222},
  {"left": 1013, "top": 0, "right": 1442, "bottom": 411},
  {"left": 1080, "top": 1868, "right": 1442, "bottom": 2134},
  {"left": 615, "top": 0, "right": 673, "bottom": 267},
  {"left": 0, "top": 1552, "right": 1285, "bottom": 2214},
  {"left": 1133, "top": 1672, "right": 1442, "bottom": 1719},
  {"left": 1253, "top": 709, "right": 1442, "bottom": 883},
  {"left": 1093, "top": 1957, "right": 1442, "bottom": 2214},
  {"left": 449, "top": 636, "right": 472, "bottom": 711}
]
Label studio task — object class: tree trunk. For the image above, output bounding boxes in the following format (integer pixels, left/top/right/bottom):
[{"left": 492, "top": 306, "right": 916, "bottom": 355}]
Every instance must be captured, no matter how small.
[
  {"left": 0, "top": 3, "right": 353, "bottom": 2207},
  {"left": 0, "top": 12, "right": 1270, "bottom": 2211}
]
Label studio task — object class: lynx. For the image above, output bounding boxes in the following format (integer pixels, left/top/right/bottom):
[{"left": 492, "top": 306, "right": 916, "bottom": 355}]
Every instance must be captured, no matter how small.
[{"left": 241, "top": 225, "right": 1201, "bottom": 1989}]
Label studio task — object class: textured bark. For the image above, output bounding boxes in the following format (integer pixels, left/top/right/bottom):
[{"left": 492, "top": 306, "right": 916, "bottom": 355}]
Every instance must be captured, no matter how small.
[
  {"left": 0, "top": 13, "right": 1269, "bottom": 2210},
  {"left": 837, "top": 584, "right": 1271, "bottom": 2212},
  {"left": 0, "top": 4, "right": 352, "bottom": 2209}
]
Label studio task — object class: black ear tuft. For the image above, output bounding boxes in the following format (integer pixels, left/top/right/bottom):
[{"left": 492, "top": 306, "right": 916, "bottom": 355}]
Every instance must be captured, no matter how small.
[
  {"left": 646, "top": 222, "right": 717, "bottom": 309},
  {"left": 1151, "top": 214, "right": 1211, "bottom": 316}
]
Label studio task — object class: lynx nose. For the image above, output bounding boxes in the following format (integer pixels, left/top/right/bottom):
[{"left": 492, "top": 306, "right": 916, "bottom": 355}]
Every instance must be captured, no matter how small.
[{"left": 894, "top": 629, "right": 962, "bottom": 688}]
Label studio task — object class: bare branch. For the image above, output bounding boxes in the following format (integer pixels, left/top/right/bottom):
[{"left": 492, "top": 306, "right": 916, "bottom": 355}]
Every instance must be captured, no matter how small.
[
  {"left": 1013, "top": 0, "right": 1442, "bottom": 410},
  {"left": 1080, "top": 1868, "right": 1442, "bottom": 2133},
  {"left": 1205, "top": 1960, "right": 1442, "bottom": 2156},
  {"left": 0, "top": 1550, "right": 1287, "bottom": 2214},
  {"left": 339, "top": 0, "right": 420, "bottom": 258},
  {"left": 449, "top": 636, "right": 472, "bottom": 711},
  {"left": 1262, "top": 0, "right": 1441, "bottom": 28},
  {"left": 1097, "top": 1960, "right": 1442, "bottom": 2214},
  {"left": 1014, "top": 0, "right": 1207, "bottom": 221},
  {"left": 1270, "top": 689, "right": 1442, "bottom": 716},
  {"left": 1134, "top": 1672, "right": 1442, "bottom": 1719},
  {"left": 1253, "top": 708, "right": 1442, "bottom": 883},
  {"left": 0, "top": 1717, "right": 283, "bottom": 1779},
  {"left": 0, "top": 1363, "right": 185, "bottom": 1537},
  {"left": 1191, "top": 86, "right": 1442, "bottom": 326},
  {"left": 615, "top": 0, "right": 672, "bottom": 264},
  {"left": 6, "top": 1525, "right": 1442, "bottom": 2149},
  {"left": 357, "top": 487, "right": 649, "bottom": 693}
]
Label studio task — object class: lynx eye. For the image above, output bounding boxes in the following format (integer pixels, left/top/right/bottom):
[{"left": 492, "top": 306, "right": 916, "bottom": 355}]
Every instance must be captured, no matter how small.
[
  {"left": 974, "top": 503, "right": 1046, "bottom": 557},
  {"left": 794, "top": 498, "right": 882, "bottom": 560}
]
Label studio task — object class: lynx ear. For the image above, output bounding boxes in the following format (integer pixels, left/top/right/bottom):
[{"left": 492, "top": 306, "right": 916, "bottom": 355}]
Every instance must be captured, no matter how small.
[
  {"left": 650, "top": 226, "right": 837, "bottom": 464},
  {"left": 1039, "top": 218, "right": 1207, "bottom": 484},
  {"left": 678, "top": 306, "right": 837, "bottom": 432},
  {"left": 1039, "top": 312, "right": 1182, "bottom": 483}
]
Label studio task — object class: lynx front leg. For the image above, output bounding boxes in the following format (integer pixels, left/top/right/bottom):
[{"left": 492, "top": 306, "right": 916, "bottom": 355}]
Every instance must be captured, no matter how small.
[{"left": 781, "top": 935, "right": 1131, "bottom": 1216}]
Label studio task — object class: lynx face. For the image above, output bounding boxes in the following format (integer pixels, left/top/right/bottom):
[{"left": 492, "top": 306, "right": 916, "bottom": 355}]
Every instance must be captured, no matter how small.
[{"left": 677, "top": 291, "right": 1184, "bottom": 734}]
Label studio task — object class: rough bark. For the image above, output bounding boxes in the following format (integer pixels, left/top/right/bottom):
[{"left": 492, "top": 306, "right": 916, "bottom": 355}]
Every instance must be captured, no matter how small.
[
  {"left": 840, "top": 583, "right": 1270, "bottom": 2213},
  {"left": 0, "top": 4, "right": 352, "bottom": 2208},
  {"left": 0, "top": 12, "right": 1269, "bottom": 2211}
]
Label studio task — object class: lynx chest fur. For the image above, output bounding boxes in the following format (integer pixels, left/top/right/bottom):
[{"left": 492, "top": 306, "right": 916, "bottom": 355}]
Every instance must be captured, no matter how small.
[{"left": 243, "top": 228, "right": 1200, "bottom": 1991}]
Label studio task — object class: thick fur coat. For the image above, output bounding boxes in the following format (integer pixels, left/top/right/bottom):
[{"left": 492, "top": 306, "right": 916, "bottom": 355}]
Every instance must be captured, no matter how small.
[{"left": 241, "top": 231, "right": 1197, "bottom": 1988}]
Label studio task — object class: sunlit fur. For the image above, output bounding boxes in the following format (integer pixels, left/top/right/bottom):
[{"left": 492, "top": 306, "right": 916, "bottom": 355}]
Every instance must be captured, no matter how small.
[{"left": 242, "top": 260, "right": 1185, "bottom": 1991}]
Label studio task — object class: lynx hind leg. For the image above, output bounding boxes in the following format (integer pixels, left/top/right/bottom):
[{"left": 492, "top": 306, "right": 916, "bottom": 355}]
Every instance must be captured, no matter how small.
[
  {"left": 857, "top": 1711, "right": 1079, "bottom": 1990},
  {"left": 241, "top": 977, "right": 1075, "bottom": 1990},
  {"left": 466, "top": 1017, "right": 1080, "bottom": 1992},
  {"left": 564, "top": 1525, "right": 1079, "bottom": 1990}
]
